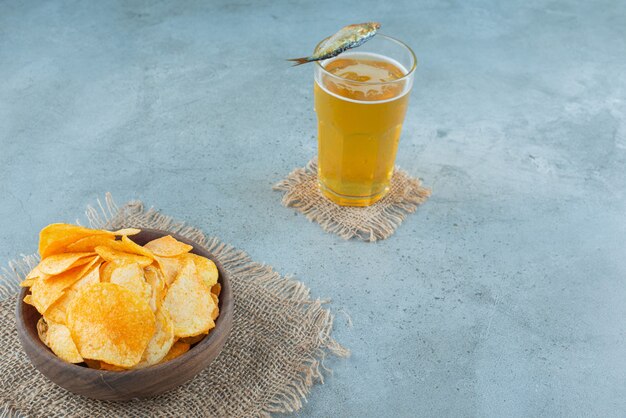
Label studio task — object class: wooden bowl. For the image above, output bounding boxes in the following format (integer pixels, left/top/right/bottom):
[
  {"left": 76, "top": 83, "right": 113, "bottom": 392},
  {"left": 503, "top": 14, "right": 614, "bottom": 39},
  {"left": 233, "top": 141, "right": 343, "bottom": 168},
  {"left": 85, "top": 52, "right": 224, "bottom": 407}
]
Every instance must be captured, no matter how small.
[{"left": 15, "top": 228, "right": 233, "bottom": 401}]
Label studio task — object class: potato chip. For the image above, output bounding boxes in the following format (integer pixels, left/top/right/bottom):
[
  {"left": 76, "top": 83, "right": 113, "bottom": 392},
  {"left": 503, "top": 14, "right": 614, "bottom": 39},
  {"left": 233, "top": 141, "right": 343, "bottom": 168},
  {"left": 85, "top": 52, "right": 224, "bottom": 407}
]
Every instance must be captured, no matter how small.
[
  {"left": 95, "top": 246, "right": 152, "bottom": 268},
  {"left": 21, "top": 269, "right": 43, "bottom": 287},
  {"left": 156, "top": 255, "right": 181, "bottom": 286},
  {"left": 30, "top": 258, "right": 100, "bottom": 314},
  {"left": 120, "top": 236, "right": 157, "bottom": 260},
  {"left": 101, "top": 258, "right": 149, "bottom": 284},
  {"left": 211, "top": 282, "right": 221, "bottom": 296},
  {"left": 83, "top": 359, "right": 101, "bottom": 369},
  {"left": 133, "top": 307, "right": 175, "bottom": 368},
  {"left": 210, "top": 292, "right": 220, "bottom": 322},
  {"left": 65, "top": 235, "right": 117, "bottom": 252},
  {"left": 144, "top": 235, "right": 193, "bottom": 258},
  {"left": 179, "top": 333, "right": 206, "bottom": 345},
  {"left": 99, "top": 261, "right": 108, "bottom": 277},
  {"left": 67, "top": 283, "right": 156, "bottom": 368},
  {"left": 83, "top": 359, "right": 126, "bottom": 371},
  {"left": 46, "top": 321, "right": 83, "bottom": 363},
  {"left": 45, "top": 289, "right": 77, "bottom": 324},
  {"left": 38, "top": 252, "right": 95, "bottom": 276},
  {"left": 211, "top": 304, "right": 220, "bottom": 321},
  {"left": 110, "top": 228, "right": 141, "bottom": 236},
  {"left": 45, "top": 262, "right": 101, "bottom": 324},
  {"left": 37, "top": 317, "right": 48, "bottom": 345},
  {"left": 182, "top": 253, "right": 218, "bottom": 289},
  {"left": 20, "top": 278, "right": 36, "bottom": 288},
  {"left": 38, "top": 224, "right": 111, "bottom": 258},
  {"left": 160, "top": 341, "right": 190, "bottom": 363},
  {"left": 25, "top": 265, "right": 43, "bottom": 281},
  {"left": 144, "top": 266, "right": 166, "bottom": 312},
  {"left": 119, "top": 235, "right": 173, "bottom": 278},
  {"left": 72, "top": 261, "right": 102, "bottom": 289},
  {"left": 23, "top": 294, "right": 34, "bottom": 306},
  {"left": 100, "top": 362, "right": 126, "bottom": 371},
  {"left": 163, "top": 259, "right": 215, "bottom": 338},
  {"left": 109, "top": 262, "right": 151, "bottom": 302}
]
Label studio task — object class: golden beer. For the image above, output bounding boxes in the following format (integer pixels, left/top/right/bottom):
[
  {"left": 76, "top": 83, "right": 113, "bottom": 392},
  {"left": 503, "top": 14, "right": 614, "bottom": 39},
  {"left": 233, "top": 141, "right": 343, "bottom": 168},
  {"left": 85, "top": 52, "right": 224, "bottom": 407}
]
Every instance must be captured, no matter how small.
[{"left": 314, "top": 36, "right": 416, "bottom": 206}]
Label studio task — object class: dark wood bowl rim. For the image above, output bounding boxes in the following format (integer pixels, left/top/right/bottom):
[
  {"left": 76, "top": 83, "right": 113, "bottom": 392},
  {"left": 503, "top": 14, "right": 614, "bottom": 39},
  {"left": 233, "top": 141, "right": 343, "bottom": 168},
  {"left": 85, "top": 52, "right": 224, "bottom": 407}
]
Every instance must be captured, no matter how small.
[{"left": 16, "top": 228, "right": 233, "bottom": 377}]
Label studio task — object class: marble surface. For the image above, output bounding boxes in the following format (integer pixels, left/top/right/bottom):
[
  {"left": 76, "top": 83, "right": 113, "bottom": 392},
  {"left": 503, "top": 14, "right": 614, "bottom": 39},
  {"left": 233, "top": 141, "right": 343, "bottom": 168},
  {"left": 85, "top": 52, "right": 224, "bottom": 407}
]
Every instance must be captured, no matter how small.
[{"left": 1, "top": 0, "right": 625, "bottom": 416}]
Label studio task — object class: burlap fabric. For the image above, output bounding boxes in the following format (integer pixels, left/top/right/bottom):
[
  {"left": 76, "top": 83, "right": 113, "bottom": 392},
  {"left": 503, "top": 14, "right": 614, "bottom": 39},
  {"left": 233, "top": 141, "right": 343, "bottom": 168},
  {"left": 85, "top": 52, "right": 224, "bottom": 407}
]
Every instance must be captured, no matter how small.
[
  {"left": 0, "top": 195, "right": 348, "bottom": 417},
  {"left": 274, "top": 159, "right": 431, "bottom": 242}
]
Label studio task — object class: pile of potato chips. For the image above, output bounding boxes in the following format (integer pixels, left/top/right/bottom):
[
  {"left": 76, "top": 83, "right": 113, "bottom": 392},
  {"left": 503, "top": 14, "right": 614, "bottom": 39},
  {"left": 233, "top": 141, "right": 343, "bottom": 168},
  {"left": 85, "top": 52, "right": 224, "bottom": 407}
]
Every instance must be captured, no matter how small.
[{"left": 21, "top": 224, "right": 221, "bottom": 370}]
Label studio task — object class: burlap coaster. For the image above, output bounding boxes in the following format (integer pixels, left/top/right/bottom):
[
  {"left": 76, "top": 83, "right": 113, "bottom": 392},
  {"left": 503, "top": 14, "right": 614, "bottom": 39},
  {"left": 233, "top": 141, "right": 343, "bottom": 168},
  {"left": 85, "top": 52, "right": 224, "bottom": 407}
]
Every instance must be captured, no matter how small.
[
  {"left": 0, "top": 195, "right": 348, "bottom": 418},
  {"left": 274, "top": 159, "right": 431, "bottom": 242}
]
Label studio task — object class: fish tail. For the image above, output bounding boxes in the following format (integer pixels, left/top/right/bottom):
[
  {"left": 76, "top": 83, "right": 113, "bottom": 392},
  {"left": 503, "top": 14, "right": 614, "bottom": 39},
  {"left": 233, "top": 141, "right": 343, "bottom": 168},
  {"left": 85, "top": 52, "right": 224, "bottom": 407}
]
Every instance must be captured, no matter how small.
[{"left": 286, "top": 56, "right": 312, "bottom": 66}]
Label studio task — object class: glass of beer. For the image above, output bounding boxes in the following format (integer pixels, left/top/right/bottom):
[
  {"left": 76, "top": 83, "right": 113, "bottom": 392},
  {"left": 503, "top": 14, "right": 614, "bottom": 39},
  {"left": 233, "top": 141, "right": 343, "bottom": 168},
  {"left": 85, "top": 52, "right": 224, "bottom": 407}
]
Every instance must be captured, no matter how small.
[{"left": 314, "top": 34, "right": 416, "bottom": 206}]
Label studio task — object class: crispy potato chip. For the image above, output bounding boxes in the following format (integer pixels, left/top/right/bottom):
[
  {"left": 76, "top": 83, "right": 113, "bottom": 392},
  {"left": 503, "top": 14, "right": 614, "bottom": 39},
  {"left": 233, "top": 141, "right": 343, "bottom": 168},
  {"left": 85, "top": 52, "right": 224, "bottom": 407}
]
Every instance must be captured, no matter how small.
[
  {"left": 72, "top": 260, "right": 102, "bottom": 289},
  {"left": 25, "top": 265, "right": 43, "bottom": 281},
  {"left": 179, "top": 333, "right": 206, "bottom": 345},
  {"left": 144, "top": 266, "right": 166, "bottom": 312},
  {"left": 101, "top": 258, "right": 149, "bottom": 283},
  {"left": 38, "top": 224, "right": 111, "bottom": 258},
  {"left": 30, "top": 258, "right": 100, "bottom": 314},
  {"left": 210, "top": 292, "right": 219, "bottom": 321},
  {"left": 66, "top": 235, "right": 117, "bottom": 252},
  {"left": 95, "top": 246, "right": 152, "bottom": 268},
  {"left": 87, "top": 237, "right": 156, "bottom": 262},
  {"left": 163, "top": 259, "right": 215, "bottom": 338},
  {"left": 160, "top": 341, "right": 190, "bottom": 363},
  {"left": 99, "top": 261, "right": 109, "bottom": 278},
  {"left": 120, "top": 236, "right": 157, "bottom": 260},
  {"left": 109, "top": 262, "right": 151, "bottom": 302},
  {"left": 21, "top": 267, "right": 45, "bottom": 287},
  {"left": 20, "top": 278, "right": 36, "bottom": 288},
  {"left": 45, "top": 289, "right": 77, "bottom": 324},
  {"left": 144, "top": 236, "right": 193, "bottom": 258},
  {"left": 110, "top": 228, "right": 141, "bottom": 236},
  {"left": 100, "top": 362, "right": 126, "bottom": 371},
  {"left": 23, "top": 294, "right": 35, "bottom": 306},
  {"left": 46, "top": 321, "right": 83, "bottom": 363},
  {"left": 83, "top": 359, "right": 101, "bottom": 369},
  {"left": 67, "top": 283, "right": 156, "bottom": 368},
  {"left": 90, "top": 239, "right": 128, "bottom": 253},
  {"left": 133, "top": 307, "right": 175, "bottom": 368},
  {"left": 156, "top": 255, "right": 181, "bottom": 286},
  {"left": 211, "top": 282, "right": 221, "bottom": 296},
  {"left": 99, "top": 261, "right": 118, "bottom": 282},
  {"left": 37, "top": 317, "right": 48, "bottom": 344},
  {"left": 116, "top": 236, "right": 172, "bottom": 278},
  {"left": 45, "top": 261, "right": 101, "bottom": 324},
  {"left": 38, "top": 253, "right": 95, "bottom": 276},
  {"left": 182, "top": 253, "right": 218, "bottom": 289},
  {"left": 84, "top": 359, "right": 126, "bottom": 371}
]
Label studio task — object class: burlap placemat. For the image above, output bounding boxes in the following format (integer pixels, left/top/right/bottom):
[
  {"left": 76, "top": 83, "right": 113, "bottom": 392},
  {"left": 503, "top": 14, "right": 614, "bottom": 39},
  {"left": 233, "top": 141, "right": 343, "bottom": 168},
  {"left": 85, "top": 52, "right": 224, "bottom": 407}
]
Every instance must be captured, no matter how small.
[
  {"left": 274, "top": 159, "right": 431, "bottom": 242},
  {"left": 0, "top": 195, "right": 348, "bottom": 417}
]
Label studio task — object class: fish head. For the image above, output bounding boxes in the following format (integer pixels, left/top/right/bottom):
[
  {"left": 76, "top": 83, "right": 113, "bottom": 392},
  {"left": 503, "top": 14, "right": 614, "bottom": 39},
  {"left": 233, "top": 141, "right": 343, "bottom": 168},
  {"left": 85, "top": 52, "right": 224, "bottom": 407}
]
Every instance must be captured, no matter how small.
[
  {"left": 360, "top": 22, "right": 381, "bottom": 34},
  {"left": 349, "top": 22, "right": 381, "bottom": 36}
]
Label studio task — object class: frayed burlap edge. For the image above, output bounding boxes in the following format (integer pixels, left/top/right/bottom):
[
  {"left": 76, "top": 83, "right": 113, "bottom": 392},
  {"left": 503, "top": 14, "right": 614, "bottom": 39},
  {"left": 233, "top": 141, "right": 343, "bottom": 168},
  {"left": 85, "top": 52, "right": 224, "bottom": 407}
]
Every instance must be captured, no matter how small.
[
  {"left": 0, "top": 193, "right": 349, "bottom": 418},
  {"left": 274, "top": 159, "right": 431, "bottom": 242}
]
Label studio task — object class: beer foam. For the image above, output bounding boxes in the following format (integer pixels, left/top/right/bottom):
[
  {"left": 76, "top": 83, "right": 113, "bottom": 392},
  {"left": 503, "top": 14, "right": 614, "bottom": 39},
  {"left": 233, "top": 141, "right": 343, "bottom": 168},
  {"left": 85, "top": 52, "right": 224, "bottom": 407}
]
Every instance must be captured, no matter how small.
[{"left": 315, "top": 52, "right": 412, "bottom": 104}]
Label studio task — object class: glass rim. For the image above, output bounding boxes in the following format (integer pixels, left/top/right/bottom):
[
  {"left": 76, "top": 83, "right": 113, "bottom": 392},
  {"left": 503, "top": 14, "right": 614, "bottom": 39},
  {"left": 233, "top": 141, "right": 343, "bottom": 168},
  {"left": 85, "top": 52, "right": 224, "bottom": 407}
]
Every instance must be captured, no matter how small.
[{"left": 314, "top": 33, "right": 417, "bottom": 86}]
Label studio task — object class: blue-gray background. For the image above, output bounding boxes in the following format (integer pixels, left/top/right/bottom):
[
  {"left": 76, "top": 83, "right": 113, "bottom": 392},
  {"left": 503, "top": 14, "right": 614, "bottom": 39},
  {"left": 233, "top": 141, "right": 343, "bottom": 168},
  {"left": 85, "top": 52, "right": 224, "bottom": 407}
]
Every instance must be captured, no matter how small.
[{"left": 1, "top": 0, "right": 625, "bottom": 416}]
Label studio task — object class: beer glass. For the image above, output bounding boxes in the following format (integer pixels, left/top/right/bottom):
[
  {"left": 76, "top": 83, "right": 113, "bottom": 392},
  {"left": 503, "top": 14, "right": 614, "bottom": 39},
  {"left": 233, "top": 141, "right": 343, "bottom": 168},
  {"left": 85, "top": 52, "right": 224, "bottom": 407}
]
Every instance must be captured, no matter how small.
[{"left": 314, "top": 34, "right": 416, "bottom": 206}]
